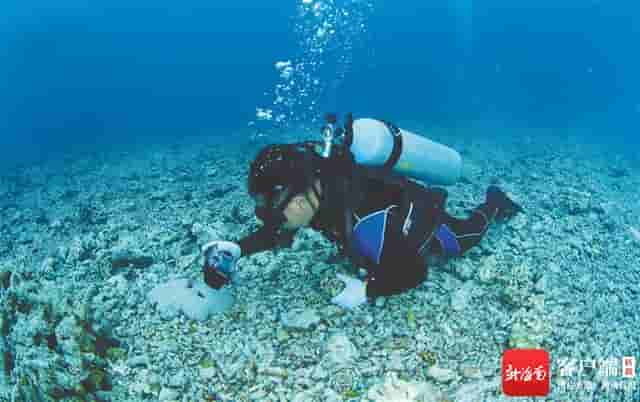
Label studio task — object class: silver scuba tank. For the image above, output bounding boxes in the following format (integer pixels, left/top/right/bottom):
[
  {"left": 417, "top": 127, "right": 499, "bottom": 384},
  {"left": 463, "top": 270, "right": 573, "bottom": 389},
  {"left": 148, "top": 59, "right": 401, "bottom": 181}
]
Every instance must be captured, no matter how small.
[
  {"left": 349, "top": 118, "right": 462, "bottom": 185},
  {"left": 319, "top": 114, "right": 462, "bottom": 185}
]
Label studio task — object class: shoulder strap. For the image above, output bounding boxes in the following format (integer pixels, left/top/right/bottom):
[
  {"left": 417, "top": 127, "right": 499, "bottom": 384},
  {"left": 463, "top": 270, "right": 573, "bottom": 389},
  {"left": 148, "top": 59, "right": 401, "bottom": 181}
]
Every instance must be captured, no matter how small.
[{"left": 379, "top": 120, "right": 404, "bottom": 172}]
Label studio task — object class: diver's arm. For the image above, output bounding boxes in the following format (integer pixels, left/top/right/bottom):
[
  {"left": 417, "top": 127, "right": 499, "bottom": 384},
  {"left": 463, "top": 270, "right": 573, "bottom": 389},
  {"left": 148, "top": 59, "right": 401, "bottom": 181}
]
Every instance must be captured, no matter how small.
[
  {"left": 203, "top": 227, "right": 298, "bottom": 289},
  {"left": 364, "top": 233, "right": 428, "bottom": 299},
  {"left": 330, "top": 242, "right": 427, "bottom": 307},
  {"left": 235, "top": 226, "right": 298, "bottom": 257}
]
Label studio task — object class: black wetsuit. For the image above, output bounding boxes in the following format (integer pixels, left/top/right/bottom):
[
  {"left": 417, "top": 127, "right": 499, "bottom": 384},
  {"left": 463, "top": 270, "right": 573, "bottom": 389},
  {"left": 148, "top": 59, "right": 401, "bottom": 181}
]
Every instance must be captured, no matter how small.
[{"left": 234, "top": 171, "right": 504, "bottom": 300}]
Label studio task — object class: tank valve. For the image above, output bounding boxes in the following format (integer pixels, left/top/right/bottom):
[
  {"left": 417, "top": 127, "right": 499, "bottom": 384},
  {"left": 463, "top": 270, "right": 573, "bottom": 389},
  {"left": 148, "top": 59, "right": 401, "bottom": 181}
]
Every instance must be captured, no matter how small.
[{"left": 320, "top": 113, "right": 348, "bottom": 158}]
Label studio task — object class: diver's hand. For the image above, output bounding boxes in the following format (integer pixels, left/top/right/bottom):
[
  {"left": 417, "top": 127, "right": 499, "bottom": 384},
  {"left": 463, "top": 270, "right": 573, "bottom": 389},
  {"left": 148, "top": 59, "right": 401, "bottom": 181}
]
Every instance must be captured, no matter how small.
[
  {"left": 202, "top": 241, "right": 241, "bottom": 289},
  {"left": 331, "top": 273, "right": 368, "bottom": 309}
]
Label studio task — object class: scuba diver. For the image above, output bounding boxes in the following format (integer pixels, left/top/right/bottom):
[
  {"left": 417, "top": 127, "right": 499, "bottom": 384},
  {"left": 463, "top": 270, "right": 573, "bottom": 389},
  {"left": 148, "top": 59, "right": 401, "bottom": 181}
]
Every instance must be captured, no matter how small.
[{"left": 202, "top": 115, "right": 523, "bottom": 309}]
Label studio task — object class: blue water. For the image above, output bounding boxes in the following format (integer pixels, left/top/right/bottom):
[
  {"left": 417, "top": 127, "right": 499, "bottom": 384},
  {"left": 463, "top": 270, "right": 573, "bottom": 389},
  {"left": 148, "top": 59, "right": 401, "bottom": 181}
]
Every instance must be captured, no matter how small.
[
  {"left": 2, "top": 3, "right": 640, "bottom": 401},
  {"left": 1, "top": 0, "right": 639, "bottom": 166}
]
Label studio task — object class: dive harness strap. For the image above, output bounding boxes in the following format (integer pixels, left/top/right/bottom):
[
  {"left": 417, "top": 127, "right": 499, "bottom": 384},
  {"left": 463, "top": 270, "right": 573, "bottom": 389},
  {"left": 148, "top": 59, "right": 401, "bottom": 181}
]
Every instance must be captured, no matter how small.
[
  {"left": 342, "top": 116, "right": 403, "bottom": 175},
  {"left": 380, "top": 120, "right": 403, "bottom": 174}
]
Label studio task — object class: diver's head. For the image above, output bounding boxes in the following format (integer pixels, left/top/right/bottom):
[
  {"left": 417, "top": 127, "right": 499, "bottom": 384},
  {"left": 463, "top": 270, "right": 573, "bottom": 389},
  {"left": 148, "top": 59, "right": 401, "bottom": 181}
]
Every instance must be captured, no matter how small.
[
  {"left": 248, "top": 142, "right": 324, "bottom": 230},
  {"left": 278, "top": 179, "right": 322, "bottom": 230}
]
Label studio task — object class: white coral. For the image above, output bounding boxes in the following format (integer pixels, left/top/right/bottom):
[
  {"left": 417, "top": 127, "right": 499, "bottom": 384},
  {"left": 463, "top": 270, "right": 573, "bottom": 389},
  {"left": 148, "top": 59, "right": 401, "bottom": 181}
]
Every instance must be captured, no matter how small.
[
  {"left": 477, "top": 255, "right": 497, "bottom": 284},
  {"left": 109, "top": 360, "right": 131, "bottom": 377},
  {"left": 426, "top": 365, "right": 456, "bottom": 383},
  {"left": 366, "top": 372, "right": 442, "bottom": 402},
  {"left": 509, "top": 307, "right": 552, "bottom": 349},
  {"left": 452, "top": 377, "right": 501, "bottom": 402}
]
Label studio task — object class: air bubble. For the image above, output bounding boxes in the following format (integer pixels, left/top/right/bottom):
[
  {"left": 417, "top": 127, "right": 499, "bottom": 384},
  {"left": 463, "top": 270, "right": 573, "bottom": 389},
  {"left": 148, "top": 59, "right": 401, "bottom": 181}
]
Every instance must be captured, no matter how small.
[{"left": 255, "top": 0, "right": 374, "bottom": 132}]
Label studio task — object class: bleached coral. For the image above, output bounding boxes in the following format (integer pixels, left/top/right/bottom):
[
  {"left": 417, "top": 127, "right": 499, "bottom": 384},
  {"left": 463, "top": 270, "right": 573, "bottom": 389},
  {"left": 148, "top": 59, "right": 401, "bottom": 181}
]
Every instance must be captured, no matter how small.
[
  {"left": 477, "top": 255, "right": 498, "bottom": 284},
  {"left": 452, "top": 377, "right": 501, "bottom": 402},
  {"left": 502, "top": 263, "right": 534, "bottom": 307},
  {"left": 508, "top": 306, "right": 552, "bottom": 349},
  {"left": 366, "top": 372, "right": 442, "bottom": 402}
]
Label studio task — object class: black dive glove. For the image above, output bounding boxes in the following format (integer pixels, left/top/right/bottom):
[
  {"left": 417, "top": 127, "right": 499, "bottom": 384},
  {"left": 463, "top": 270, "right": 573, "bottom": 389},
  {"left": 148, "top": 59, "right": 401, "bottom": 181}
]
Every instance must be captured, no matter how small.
[{"left": 202, "top": 241, "right": 241, "bottom": 289}]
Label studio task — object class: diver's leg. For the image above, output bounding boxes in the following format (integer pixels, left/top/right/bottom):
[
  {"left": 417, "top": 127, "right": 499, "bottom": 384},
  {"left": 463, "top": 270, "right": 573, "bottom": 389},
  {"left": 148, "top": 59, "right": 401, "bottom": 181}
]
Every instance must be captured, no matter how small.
[{"left": 430, "top": 186, "right": 522, "bottom": 256}]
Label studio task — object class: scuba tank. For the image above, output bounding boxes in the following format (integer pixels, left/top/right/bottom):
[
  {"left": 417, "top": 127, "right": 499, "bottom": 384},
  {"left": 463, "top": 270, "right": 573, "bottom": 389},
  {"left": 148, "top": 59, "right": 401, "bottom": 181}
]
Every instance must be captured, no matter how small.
[{"left": 320, "top": 114, "right": 462, "bottom": 185}]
